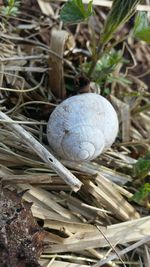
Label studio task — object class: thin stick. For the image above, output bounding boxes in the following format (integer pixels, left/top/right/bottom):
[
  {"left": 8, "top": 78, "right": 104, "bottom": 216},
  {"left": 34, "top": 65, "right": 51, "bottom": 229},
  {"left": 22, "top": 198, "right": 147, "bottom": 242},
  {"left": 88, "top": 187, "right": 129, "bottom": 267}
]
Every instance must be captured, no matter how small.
[
  {"left": 0, "top": 54, "right": 48, "bottom": 62},
  {"left": 93, "top": 235, "right": 150, "bottom": 267},
  {"left": 0, "top": 111, "right": 82, "bottom": 191},
  {"left": 95, "top": 225, "right": 126, "bottom": 267},
  {"left": 59, "top": 0, "right": 150, "bottom": 12}
]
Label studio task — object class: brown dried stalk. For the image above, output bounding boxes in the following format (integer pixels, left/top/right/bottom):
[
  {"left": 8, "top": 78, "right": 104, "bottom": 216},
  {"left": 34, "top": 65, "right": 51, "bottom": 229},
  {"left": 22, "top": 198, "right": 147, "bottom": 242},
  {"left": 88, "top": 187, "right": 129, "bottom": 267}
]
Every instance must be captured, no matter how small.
[{"left": 0, "top": 111, "right": 82, "bottom": 191}]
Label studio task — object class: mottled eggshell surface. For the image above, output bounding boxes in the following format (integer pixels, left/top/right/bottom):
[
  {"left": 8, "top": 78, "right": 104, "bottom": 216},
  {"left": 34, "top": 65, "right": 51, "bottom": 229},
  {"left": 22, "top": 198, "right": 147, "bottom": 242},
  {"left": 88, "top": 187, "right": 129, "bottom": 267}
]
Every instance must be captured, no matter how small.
[{"left": 47, "top": 93, "right": 119, "bottom": 162}]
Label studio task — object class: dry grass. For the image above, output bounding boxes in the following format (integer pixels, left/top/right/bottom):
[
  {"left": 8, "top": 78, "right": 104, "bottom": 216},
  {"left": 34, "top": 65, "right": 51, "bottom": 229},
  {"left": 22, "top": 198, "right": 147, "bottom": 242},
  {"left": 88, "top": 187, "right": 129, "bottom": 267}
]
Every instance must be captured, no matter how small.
[{"left": 0, "top": 1, "right": 150, "bottom": 266}]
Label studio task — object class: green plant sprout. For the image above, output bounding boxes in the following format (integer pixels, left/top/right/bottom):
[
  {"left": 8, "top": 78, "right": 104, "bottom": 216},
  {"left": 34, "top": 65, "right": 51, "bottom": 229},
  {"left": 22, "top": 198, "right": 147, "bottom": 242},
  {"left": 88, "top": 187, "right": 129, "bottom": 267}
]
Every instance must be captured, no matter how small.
[
  {"left": 82, "top": 49, "right": 130, "bottom": 91},
  {"left": 133, "top": 11, "right": 150, "bottom": 43},
  {"left": 130, "top": 183, "right": 150, "bottom": 204},
  {"left": 133, "top": 152, "right": 150, "bottom": 180},
  {"left": 60, "top": 0, "right": 142, "bottom": 79},
  {"left": 1, "top": 0, "right": 20, "bottom": 17},
  {"left": 131, "top": 152, "right": 150, "bottom": 204}
]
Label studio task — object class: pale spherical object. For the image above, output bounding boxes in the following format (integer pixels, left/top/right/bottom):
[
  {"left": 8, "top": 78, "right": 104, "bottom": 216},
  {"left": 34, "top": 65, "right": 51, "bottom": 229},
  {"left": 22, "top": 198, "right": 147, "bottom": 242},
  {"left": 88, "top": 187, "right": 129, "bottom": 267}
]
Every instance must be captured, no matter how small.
[{"left": 47, "top": 93, "right": 119, "bottom": 162}]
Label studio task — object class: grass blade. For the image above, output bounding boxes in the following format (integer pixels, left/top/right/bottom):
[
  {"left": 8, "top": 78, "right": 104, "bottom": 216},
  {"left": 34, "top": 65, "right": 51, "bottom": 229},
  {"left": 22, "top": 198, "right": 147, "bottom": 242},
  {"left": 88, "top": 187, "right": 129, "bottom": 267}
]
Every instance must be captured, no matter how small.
[{"left": 101, "top": 0, "right": 141, "bottom": 44}]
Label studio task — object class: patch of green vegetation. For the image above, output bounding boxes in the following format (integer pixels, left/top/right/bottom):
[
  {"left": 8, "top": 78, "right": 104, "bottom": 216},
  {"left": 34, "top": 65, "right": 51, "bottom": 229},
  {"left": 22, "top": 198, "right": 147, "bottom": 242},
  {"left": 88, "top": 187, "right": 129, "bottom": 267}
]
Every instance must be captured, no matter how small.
[
  {"left": 60, "top": 0, "right": 93, "bottom": 24},
  {"left": 61, "top": 0, "right": 141, "bottom": 76},
  {"left": 133, "top": 11, "right": 150, "bottom": 43},
  {"left": 101, "top": 0, "right": 141, "bottom": 45},
  {"left": 83, "top": 49, "right": 130, "bottom": 93},
  {"left": 133, "top": 152, "right": 150, "bottom": 180},
  {"left": 1, "top": 0, "right": 20, "bottom": 17},
  {"left": 131, "top": 183, "right": 150, "bottom": 204},
  {"left": 130, "top": 152, "right": 150, "bottom": 204}
]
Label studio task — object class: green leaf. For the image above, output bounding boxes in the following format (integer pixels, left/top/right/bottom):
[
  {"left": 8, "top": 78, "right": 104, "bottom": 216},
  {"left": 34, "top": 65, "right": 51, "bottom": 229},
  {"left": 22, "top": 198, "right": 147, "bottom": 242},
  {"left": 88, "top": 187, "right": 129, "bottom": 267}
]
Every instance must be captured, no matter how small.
[
  {"left": 108, "top": 75, "right": 132, "bottom": 86},
  {"left": 135, "top": 28, "right": 150, "bottom": 42},
  {"left": 95, "top": 50, "right": 124, "bottom": 71},
  {"left": 60, "top": 0, "right": 93, "bottom": 24},
  {"left": 1, "top": 0, "right": 20, "bottom": 16},
  {"left": 101, "top": 0, "right": 141, "bottom": 45},
  {"left": 83, "top": 49, "right": 127, "bottom": 85},
  {"left": 133, "top": 152, "right": 150, "bottom": 179},
  {"left": 130, "top": 183, "right": 150, "bottom": 204},
  {"left": 134, "top": 12, "right": 148, "bottom": 32},
  {"left": 133, "top": 12, "right": 150, "bottom": 43},
  {"left": 94, "top": 50, "right": 126, "bottom": 78}
]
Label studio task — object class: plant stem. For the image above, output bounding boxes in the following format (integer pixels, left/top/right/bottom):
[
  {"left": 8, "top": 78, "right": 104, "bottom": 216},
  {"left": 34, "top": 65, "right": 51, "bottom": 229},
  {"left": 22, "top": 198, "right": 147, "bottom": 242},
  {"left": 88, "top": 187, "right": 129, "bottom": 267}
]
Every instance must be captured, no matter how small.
[
  {"left": 87, "top": 43, "right": 104, "bottom": 78},
  {"left": 87, "top": 34, "right": 128, "bottom": 78}
]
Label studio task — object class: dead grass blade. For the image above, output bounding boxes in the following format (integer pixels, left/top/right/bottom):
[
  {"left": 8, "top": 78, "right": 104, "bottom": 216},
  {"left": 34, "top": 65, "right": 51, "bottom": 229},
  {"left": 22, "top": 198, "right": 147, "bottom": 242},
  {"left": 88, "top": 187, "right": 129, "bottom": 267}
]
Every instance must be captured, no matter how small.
[
  {"left": 111, "top": 96, "right": 131, "bottom": 142},
  {"left": 44, "top": 216, "right": 150, "bottom": 253},
  {"left": 93, "top": 235, "right": 150, "bottom": 267},
  {"left": 63, "top": 160, "right": 132, "bottom": 185},
  {"left": 49, "top": 30, "right": 75, "bottom": 99},
  {"left": 39, "top": 260, "right": 89, "bottom": 267},
  {"left": 143, "top": 244, "right": 150, "bottom": 267},
  {"left": 37, "top": 0, "right": 54, "bottom": 16},
  {"left": 82, "top": 174, "right": 139, "bottom": 221},
  {"left": 0, "top": 111, "right": 82, "bottom": 191},
  {"left": 17, "top": 184, "right": 80, "bottom": 221}
]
